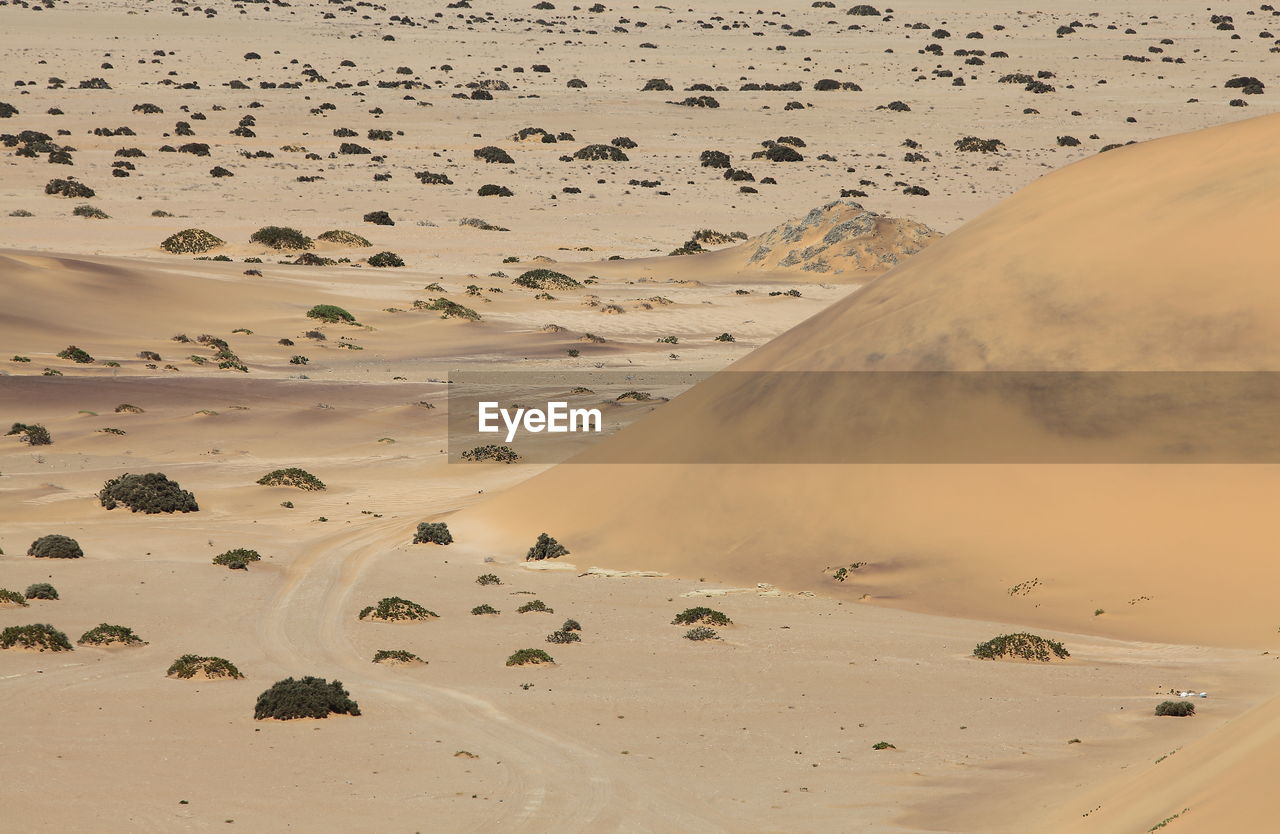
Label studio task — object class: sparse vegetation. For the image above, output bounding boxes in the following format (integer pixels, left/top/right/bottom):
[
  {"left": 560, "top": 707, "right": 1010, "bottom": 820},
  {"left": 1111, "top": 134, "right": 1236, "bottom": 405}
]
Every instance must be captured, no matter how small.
[
  {"left": 167, "top": 654, "right": 243, "bottom": 679},
  {"left": 476, "top": 574, "right": 501, "bottom": 586},
  {"left": 684, "top": 626, "right": 719, "bottom": 641},
  {"left": 373, "top": 649, "right": 423, "bottom": 664},
  {"left": 358, "top": 597, "right": 438, "bottom": 621},
  {"left": 546, "top": 629, "right": 580, "bottom": 644},
  {"left": 471, "top": 604, "right": 500, "bottom": 615},
  {"left": 1, "top": 624, "right": 73, "bottom": 652},
  {"left": 0, "top": 589, "right": 29, "bottom": 607},
  {"left": 213, "top": 548, "right": 263, "bottom": 569},
  {"left": 254, "top": 676, "right": 360, "bottom": 720},
  {"left": 514, "top": 269, "right": 581, "bottom": 290},
  {"left": 78, "top": 623, "right": 147, "bottom": 646},
  {"left": 973, "top": 633, "right": 1069, "bottom": 662},
  {"left": 517, "top": 599, "right": 553, "bottom": 614},
  {"left": 462, "top": 445, "right": 521, "bottom": 463},
  {"left": 257, "top": 468, "right": 326, "bottom": 491},
  {"left": 99, "top": 472, "right": 199, "bottom": 513},
  {"left": 316, "top": 229, "right": 371, "bottom": 247},
  {"left": 673, "top": 607, "right": 732, "bottom": 626},
  {"left": 506, "top": 648, "right": 554, "bottom": 666},
  {"left": 7, "top": 422, "right": 51, "bottom": 446},
  {"left": 306, "top": 304, "right": 356, "bottom": 324},
  {"left": 161, "top": 228, "right": 224, "bottom": 254}
]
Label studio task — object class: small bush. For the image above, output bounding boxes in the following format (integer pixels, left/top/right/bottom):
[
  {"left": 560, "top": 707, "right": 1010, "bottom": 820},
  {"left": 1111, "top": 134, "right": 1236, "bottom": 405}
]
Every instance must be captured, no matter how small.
[
  {"left": 514, "top": 268, "right": 581, "bottom": 290},
  {"left": 363, "top": 211, "right": 394, "bottom": 226},
  {"left": 367, "top": 251, "right": 405, "bottom": 268},
  {"left": 161, "top": 228, "right": 224, "bottom": 254},
  {"left": 358, "top": 597, "right": 438, "bottom": 621},
  {"left": 517, "top": 599, "right": 553, "bottom": 614},
  {"left": 973, "top": 633, "right": 1069, "bottom": 662},
  {"left": 99, "top": 472, "right": 199, "bottom": 513},
  {"left": 72, "top": 204, "right": 109, "bottom": 219},
  {"left": 474, "top": 145, "right": 514, "bottom": 163},
  {"left": 1, "top": 624, "right": 73, "bottom": 652},
  {"left": 715, "top": 332, "right": 736, "bottom": 342},
  {"left": 254, "top": 676, "right": 360, "bottom": 720},
  {"left": 954, "top": 136, "right": 1005, "bottom": 153},
  {"left": 167, "top": 654, "right": 243, "bottom": 679},
  {"left": 57, "top": 345, "right": 95, "bottom": 363},
  {"left": 373, "top": 649, "right": 423, "bottom": 664},
  {"left": 78, "top": 623, "right": 147, "bottom": 646},
  {"left": 506, "top": 648, "right": 554, "bottom": 666},
  {"left": 471, "top": 604, "right": 500, "bottom": 615},
  {"left": 546, "top": 629, "right": 580, "bottom": 644},
  {"left": 462, "top": 444, "right": 520, "bottom": 463},
  {"left": 316, "top": 229, "right": 371, "bottom": 247},
  {"left": 28, "top": 534, "right": 83, "bottom": 559},
  {"left": 24, "top": 583, "right": 59, "bottom": 600},
  {"left": 250, "top": 226, "right": 313, "bottom": 250},
  {"left": 684, "top": 626, "right": 719, "bottom": 641},
  {"left": 413, "top": 522, "right": 453, "bottom": 545},
  {"left": 0, "top": 589, "right": 28, "bottom": 607},
  {"left": 561, "top": 619, "right": 581, "bottom": 632},
  {"left": 476, "top": 574, "right": 502, "bottom": 586},
  {"left": 306, "top": 304, "right": 356, "bottom": 324},
  {"left": 415, "top": 298, "right": 481, "bottom": 320},
  {"left": 872, "top": 741, "right": 896, "bottom": 750},
  {"left": 257, "top": 468, "right": 326, "bottom": 490},
  {"left": 6, "top": 422, "right": 51, "bottom": 446},
  {"left": 478, "top": 184, "right": 514, "bottom": 197},
  {"left": 1155, "top": 700, "right": 1196, "bottom": 717},
  {"left": 45, "top": 177, "right": 94, "bottom": 198},
  {"left": 672, "top": 607, "right": 732, "bottom": 626},
  {"left": 526, "top": 533, "right": 568, "bottom": 561},
  {"left": 213, "top": 548, "right": 263, "bottom": 568},
  {"left": 573, "top": 144, "right": 629, "bottom": 162}
]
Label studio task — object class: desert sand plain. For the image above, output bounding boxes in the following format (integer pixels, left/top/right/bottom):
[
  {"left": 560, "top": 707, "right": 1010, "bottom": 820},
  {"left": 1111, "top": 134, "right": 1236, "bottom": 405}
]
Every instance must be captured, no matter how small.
[{"left": 3, "top": 0, "right": 1280, "bottom": 831}]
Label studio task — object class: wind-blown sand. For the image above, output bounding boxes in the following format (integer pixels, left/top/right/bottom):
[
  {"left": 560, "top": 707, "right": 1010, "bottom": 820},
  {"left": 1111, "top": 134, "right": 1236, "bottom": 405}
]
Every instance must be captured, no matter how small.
[{"left": 3, "top": 0, "right": 1280, "bottom": 831}]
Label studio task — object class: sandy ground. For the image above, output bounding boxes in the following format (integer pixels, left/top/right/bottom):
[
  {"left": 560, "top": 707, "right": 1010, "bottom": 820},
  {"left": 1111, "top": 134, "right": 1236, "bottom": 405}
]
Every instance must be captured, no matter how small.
[{"left": 4, "top": 0, "right": 1280, "bottom": 831}]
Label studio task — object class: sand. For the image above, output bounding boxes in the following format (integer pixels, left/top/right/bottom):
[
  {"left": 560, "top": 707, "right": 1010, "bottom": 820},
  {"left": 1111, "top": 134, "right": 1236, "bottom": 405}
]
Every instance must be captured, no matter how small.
[{"left": 3, "top": 0, "right": 1280, "bottom": 830}]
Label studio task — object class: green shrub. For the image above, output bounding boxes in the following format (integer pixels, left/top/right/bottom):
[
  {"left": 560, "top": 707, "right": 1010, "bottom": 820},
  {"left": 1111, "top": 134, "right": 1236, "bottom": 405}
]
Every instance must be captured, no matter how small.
[
  {"left": 462, "top": 444, "right": 520, "bottom": 463},
  {"left": 254, "top": 676, "right": 360, "bottom": 720},
  {"left": 506, "top": 648, "right": 554, "bottom": 666},
  {"left": 367, "top": 251, "right": 404, "bottom": 267},
  {"left": 561, "top": 618, "right": 581, "bottom": 632},
  {"left": 714, "top": 332, "right": 735, "bottom": 342},
  {"left": 316, "top": 229, "right": 371, "bottom": 247},
  {"left": 1, "top": 624, "right": 73, "bottom": 652},
  {"left": 973, "top": 633, "right": 1069, "bottom": 662},
  {"left": 517, "top": 599, "right": 553, "bottom": 614},
  {"left": 1155, "top": 700, "right": 1196, "bottom": 717},
  {"left": 415, "top": 297, "right": 480, "bottom": 320},
  {"left": 872, "top": 741, "right": 896, "bottom": 750},
  {"left": 0, "top": 589, "right": 29, "bottom": 607},
  {"left": 513, "top": 268, "right": 581, "bottom": 290},
  {"left": 257, "top": 468, "right": 325, "bottom": 490},
  {"left": 250, "top": 226, "right": 312, "bottom": 250},
  {"left": 73, "top": 204, "right": 109, "bottom": 219},
  {"left": 413, "top": 522, "right": 453, "bottom": 545},
  {"left": 6, "top": 422, "right": 51, "bottom": 445},
  {"left": 373, "top": 649, "right": 423, "bottom": 664},
  {"left": 526, "top": 533, "right": 568, "bottom": 561},
  {"left": 213, "top": 548, "right": 263, "bottom": 569},
  {"left": 546, "top": 629, "right": 580, "bottom": 644},
  {"left": 24, "top": 583, "right": 59, "bottom": 600},
  {"left": 99, "top": 472, "right": 199, "bottom": 513},
  {"left": 57, "top": 345, "right": 95, "bottom": 363},
  {"left": 476, "top": 573, "right": 502, "bottom": 586},
  {"left": 472, "top": 603, "right": 502, "bottom": 616},
  {"left": 306, "top": 304, "right": 356, "bottom": 324},
  {"left": 78, "top": 623, "right": 147, "bottom": 646},
  {"left": 28, "top": 534, "right": 83, "bottom": 559},
  {"left": 672, "top": 607, "right": 732, "bottom": 626},
  {"left": 167, "top": 654, "right": 243, "bottom": 679},
  {"left": 358, "top": 597, "right": 438, "bottom": 621},
  {"left": 161, "top": 228, "right": 224, "bottom": 254},
  {"left": 684, "top": 626, "right": 720, "bottom": 641}
]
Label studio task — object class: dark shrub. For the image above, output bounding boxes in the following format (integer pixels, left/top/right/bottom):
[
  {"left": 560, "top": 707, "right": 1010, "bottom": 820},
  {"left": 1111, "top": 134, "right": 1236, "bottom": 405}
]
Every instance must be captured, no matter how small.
[
  {"left": 168, "top": 654, "right": 243, "bottom": 678},
  {"left": 178, "top": 142, "right": 211, "bottom": 156},
  {"left": 339, "top": 142, "right": 371, "bottom": 155},
  {"left": 672, "top": 607, "right": 732, "bottom": 626},
  {"left": 257, "top": 468, "right": 325, "bottom": 490},
  {"left": 254, "top": 676, "right": 360, "bottom": 719},
  {"left": 573, "top": 144, "right": 628, "bottom": 162},
  {"left": 57, "top": 345, "right": 95, "bottom": 363},
  {"left": 478, "top": 184, "right": 514, "bottom": 197},
  {"left": 526, "top": 533, "right": 568, "bottom": 561},
  {"left": 474, "top": 145, "right": 514, "bottom": 163},
  {"left": 471, "top": 604, "right": 500, "bottom": 615},
  {"left": 414, "top": 170, "right": 453, "bottom": 185},
  {"left": 848, "top": 4, "right": 881, "bottom": 14},
  {"left": 517, "top": 599, "right": 553, "bottom": 614},
  {"left": 715, "top": 332, "right": 735, "bottom": 342},
  {"left": 700, "top": 149, "right": 731, "bottom": 168},
  {"left": 514, "top": 268, "right": 580, "bottom": 289},
  {"left": 546, "top": 629, "right": 580, "bottom": 644},
  {"left": 29, "top": 534, "right": 83, "bottom": 559},
  {"left": 306, "top": 304, "right": 356, "bottom": 323},
  {"left": 642, "top": 78, "right": 674, "bottom": 91},
  {"left": 1155, "top": 700, "right": 1196, "bottom": 717},
  {"left": 972, "top": 633, "right": 1069, "bottom": 662},
  {"left": 373, "top": 649, "right": 423, "bottom": 664},
  {"left": 45, "top": 177, "right": 94, "bottom": 198},
  {"left": 1057, "top": 135, "right": 1081, "bottom": 147},
  {"left": 161, "top": 228, "right": 224, "bottom": 254},
  {"left": 358, "top": 597, "right": 438, "bottom": 621},
  {"left": 760, "top": 144, "right": 803, "bottom": 162},
  {"left": 561, "top": 619, "right": 581, "bottom": 632},
  {"left": 363, "top": 210, "right": 394, "bottom": 226},
  {"left": 413, "top": 522, "right": 453, "bottom": 545},
  {"left": 78, "top": 623, "right": 147, "bottom": 646},
  {"left": 24, "top": 583, "right": 59, "bottom": 600},
  {"left": 250, "top": 226, "right": 312, "bottom": 250},
  {"left": 1, "top": 624, "right": 73, "bottom": 652},
  {"left": 99, "top": 472, "right": 199, "bottom": 513},
  {"left": 476, "top": 574, "right": 502, "bottom": 586},
  {"left": 462, "top": 444, "right": 520, "bottom": 462},
  {"left": 367, "top": 251, "right": 404, "bottom": 267},
  {"left": 506, "top": 648, "right": 554, "bottom": 666},
  {"left": 213, "top": 548, "right": 262, "bottom": 568},
  {"left": 954, "top": 136, "right": 1005, "bottom": 153},
  {"left": 7, "top": 422, "right": 52, "bottom": 446}
]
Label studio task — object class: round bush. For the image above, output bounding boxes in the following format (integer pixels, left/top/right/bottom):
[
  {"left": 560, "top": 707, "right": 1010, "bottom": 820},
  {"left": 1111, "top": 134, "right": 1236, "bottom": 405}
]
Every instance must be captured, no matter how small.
[
  {"left": 254, "top": 676, "right": 360, "bottom": 720},
  {"left": 413, "top": 522, "right": 453, "bottom": 545},
  {"left": 306, "top": 304, "right": 355, "bottom": 324},
  {"left": 78, "top": 623, "right": 147, "bottom": 646},
  {"left": 367, "top": 251, "right": 404, "bottom": 267},
  {"left": 99, "top": 472, "right": 199, "bottom": 513},
  {"left": 1155, "top": 700, "right": 1196, "bottom": 717},
  {"left": 358, "top": 597, "right": 438, "bottom": 621},
  {"left": 526, "top": 533, "right": 568, "bottom": 561},
  {"left": 1, "top": 623, "right": 73, "bottom": 652},
  {"left": 161, "top": 228, "right": 224, "bottom": 254},
  {"left": 506, "top": 648, "right": 554, "bottom": 666},
  {"left": 24, "top": 583, "right": 59, "bottom": 600},
  {"left": 213, "top": 548, "right": 263, "bottom": 568},
  {"left": 972, "top": 633, "right": 1069, "bottom": 662},
  {"left": 168, "top": 654, "right": 243, "bottom": 679},
  {"left": 250, "top": 226, "right": 313, "bottom": 250},
  {"left": 316, "top": 229, "right": 370, "bottom": 247},
  {"left": 28, "top": 534, "right": 83, "bottom": 559},
  {"left": 672, "top": 607, "right": 732, "bottom": 626},
  {"left": 257, "top": 468, "right": 325, "bottom": 490},
  {"left": 546, "top": 629, "right": 580, "bottom": 644}
]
